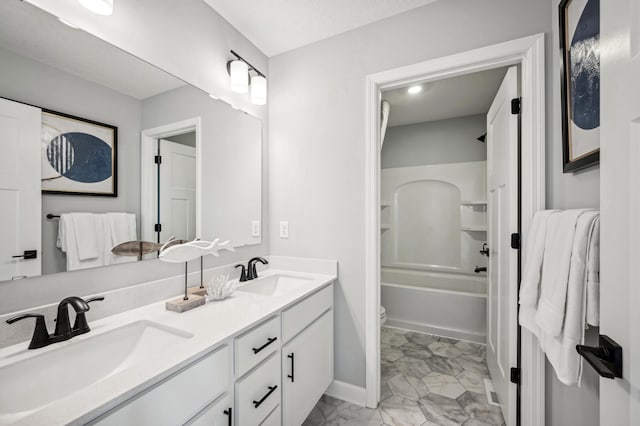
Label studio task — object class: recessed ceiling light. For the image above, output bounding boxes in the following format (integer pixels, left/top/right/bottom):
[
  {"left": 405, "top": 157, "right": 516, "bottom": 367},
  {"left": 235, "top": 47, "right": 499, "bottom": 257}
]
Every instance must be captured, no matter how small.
[
  {"left": 78, "top": 0, "right": 114, "bottom": 16},
  {"left": 58, "top": 18, "right": 79, "bottom": 29},
  {"left": 407, "top": 85, "right": 422, "bottom": 95}
]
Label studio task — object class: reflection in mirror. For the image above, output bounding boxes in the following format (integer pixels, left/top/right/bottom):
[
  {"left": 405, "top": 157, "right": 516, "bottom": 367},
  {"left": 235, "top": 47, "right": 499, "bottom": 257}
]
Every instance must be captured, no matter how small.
[{"left": 0, "top": 0, "right": 262, "bottom": 282}]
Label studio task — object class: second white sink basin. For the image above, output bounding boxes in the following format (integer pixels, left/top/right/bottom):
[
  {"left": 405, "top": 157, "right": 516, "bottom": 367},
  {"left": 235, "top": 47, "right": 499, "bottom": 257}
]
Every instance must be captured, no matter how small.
[
  {"left": 0, "top": 320, "right": 193, "bottom": 424},
  {"left": 237, "top": 274, "right": 314, "bottom": 297}
]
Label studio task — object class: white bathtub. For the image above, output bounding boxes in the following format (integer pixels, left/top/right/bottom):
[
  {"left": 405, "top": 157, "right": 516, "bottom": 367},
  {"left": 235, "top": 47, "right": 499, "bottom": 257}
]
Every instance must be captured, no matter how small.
[{"left": 381, "top": 267, "right": 487, "bottom": 343}]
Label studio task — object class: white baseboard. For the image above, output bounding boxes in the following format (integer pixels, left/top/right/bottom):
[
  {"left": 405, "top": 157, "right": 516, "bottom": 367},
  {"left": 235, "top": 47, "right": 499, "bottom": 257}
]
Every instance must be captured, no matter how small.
[{"left": 325, "top": 380, "right": 367, "bottom": 407}]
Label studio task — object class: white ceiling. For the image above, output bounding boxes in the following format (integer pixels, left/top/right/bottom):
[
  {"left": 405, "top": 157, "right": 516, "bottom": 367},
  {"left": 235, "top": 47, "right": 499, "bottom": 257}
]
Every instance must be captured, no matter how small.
[
  {"left": 202, "top": 0, "right": 438, "bottom": 57},
  {"left": 0, "top": 0, "right": 185, "bottom": 100},
  {"left": 383, "top": 68, "right": 508, "bottom": 127}
]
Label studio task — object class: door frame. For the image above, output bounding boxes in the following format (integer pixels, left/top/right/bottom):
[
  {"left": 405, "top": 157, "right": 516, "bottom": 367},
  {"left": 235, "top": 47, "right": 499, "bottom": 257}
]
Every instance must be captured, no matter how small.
[
  {"left": 364, "top": 33, "right": 546, "bottom": 425},
  {"left": 140, "top": 117, "right": 202, "bottom": 243}
]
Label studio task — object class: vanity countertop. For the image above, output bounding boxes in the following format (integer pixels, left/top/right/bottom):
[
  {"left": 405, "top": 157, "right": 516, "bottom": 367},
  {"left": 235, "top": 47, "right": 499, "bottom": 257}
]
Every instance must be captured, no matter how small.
[{"left": 0, "top": 267, "right": 336, "bottom": 426}]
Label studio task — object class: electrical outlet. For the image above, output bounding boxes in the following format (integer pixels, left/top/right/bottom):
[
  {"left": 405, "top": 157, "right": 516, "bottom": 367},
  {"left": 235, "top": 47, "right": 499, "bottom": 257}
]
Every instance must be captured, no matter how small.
[
  {"left": 251, "top": 220, "right": 261, "bottom": 237},
  {"left": 279, "top": 221, "right": 289, "bottom": 238}
]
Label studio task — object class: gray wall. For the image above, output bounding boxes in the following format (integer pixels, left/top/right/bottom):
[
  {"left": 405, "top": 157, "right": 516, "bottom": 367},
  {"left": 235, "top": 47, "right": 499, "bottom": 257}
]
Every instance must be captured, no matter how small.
[
  {"left": 0, "top": 0, "right": 269, "bottom": 316},
  {"left": 269, "top": 0, "right": 552, "bottom": 389},
  {"left": 543, "top": 1, "right": 600, "bottom": 425},
  {"left": 381, "top": 115, "right": 486, "bottom": 169},
  {"left": 0, "top": 47, "right": 142, "bottom": 275},
  {"left": 269, "top": 0, "right": 599, "bottom": 422}
]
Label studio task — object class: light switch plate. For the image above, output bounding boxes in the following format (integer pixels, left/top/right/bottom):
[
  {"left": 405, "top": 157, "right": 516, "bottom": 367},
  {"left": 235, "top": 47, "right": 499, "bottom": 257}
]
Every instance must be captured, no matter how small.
[
  {"left": 251, "top": 220, "right": 261, "bottom": 237},
  {"left": 279, "top": 221, "right": 289, "bottom": 238}
]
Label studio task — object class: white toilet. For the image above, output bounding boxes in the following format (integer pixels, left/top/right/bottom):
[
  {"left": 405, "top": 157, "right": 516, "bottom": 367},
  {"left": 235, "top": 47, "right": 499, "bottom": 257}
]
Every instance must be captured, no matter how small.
[{"left": 380, "top": 305, "right": 387, "bottom": 327}]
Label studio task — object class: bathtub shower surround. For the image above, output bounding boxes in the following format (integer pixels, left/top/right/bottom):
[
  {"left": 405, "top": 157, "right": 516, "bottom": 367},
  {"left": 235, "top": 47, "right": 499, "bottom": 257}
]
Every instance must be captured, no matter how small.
[{"left": 380, "top": 161, "right": 488, "bottom": 342}]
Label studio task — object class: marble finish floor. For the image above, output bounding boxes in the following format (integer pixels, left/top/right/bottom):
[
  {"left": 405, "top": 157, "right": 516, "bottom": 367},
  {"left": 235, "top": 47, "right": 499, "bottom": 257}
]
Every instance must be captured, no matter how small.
[{"left": 304, "top": 327, "right": 505, "bottom": 426}]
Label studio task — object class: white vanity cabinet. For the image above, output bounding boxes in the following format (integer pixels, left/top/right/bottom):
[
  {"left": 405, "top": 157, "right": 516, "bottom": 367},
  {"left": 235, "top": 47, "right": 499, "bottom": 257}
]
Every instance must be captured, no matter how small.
[
  {"left": 281, "top": 285, "right": 334, "bottom": 426},
  {"left": 89, "top": 283, "right": 334, "bottom": 426}
]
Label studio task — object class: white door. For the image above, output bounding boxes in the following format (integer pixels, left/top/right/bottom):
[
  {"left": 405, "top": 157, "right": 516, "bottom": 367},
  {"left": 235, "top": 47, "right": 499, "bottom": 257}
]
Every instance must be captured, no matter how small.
[
  {"left": 486, "top": 66, "right": 519, "bottom": 425},
  {"left": 0, "top": 98, "right": 41, "bottom": 281},
  {"left": 158, "top": 139, "right": 196, "bottom": 242},
  {"left": 600, "top": 1, "right": 640, "bottom": 424},
  {"left": 282, "top": 310, "right": 333, "bottom": 426}
]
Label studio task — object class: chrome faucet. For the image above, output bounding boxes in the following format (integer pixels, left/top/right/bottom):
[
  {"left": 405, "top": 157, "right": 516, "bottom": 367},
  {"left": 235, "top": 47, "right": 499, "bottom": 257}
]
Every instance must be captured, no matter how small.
[{"left": 5, "top": 296, "right": 104, "bottom": 350}]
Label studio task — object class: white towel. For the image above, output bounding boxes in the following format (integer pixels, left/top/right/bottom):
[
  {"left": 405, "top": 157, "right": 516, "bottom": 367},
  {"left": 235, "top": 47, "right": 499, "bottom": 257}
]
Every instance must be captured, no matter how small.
[
  {"left": 585, "top": 217, "right": 600, "bottom": 326},
  {"left": 519, "top": 209, "right": 559, "bottom": 337},
  {"left": 542, "top": 212, "right": 600, "bottom": 386},
  {"left": 105, "top": 212, "right": 137, "bottom": 265},
  {"left": 71, "top": 213, "right": 100, "bottom": 261},
  {"left": 534, "top": 209, "right": 596, "bottom": 337},
  {"left": 57, "top": 213, "right": 106, "bottom": 271}
]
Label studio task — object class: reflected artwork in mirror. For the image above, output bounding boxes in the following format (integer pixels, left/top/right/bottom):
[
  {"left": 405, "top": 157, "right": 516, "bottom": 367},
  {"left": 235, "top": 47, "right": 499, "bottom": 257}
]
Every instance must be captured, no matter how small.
[{"left": 0, "top": 0, "right": 262, "bottom": 282}]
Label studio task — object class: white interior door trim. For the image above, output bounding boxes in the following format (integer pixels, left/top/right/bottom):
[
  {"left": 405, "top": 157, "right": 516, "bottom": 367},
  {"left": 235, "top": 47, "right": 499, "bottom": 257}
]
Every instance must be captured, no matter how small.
[
  {"left": 364, "top": 33, "right": 546, "bottom": 426},
  {"left": 140, "top": 117, "right": 202, "bottom": 243}
]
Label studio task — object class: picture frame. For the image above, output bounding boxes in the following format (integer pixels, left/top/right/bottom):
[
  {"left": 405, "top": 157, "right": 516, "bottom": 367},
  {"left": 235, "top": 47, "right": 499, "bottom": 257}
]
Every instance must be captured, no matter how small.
[
  {"left": 559, "top": 0, "right": 600, "bottom": 173},
  {"left": 41, "top": 109, "right": 118, "bottom": 196}
]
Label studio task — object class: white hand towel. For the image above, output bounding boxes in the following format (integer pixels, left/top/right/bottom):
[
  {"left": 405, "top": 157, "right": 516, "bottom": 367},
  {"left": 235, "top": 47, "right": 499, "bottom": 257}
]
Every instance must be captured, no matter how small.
[
  {"left": 57, "top": 213, "right": 106, "bottom": 271},
  {"left": 535, "top": 209, "right": 595, "bottom": 337},
  {"left": 585, "top": 217, "right": 600, "bottom": 326},
  {"left": 543, "top": 211, "right": 600, "bottom": 386},
  {"left": 106, "top": 212, "right": 137, "bottom": 265},
  {"left": 519, "top": 209, "right": 559, "bottom": 337},
  {"left": 71, "top": 213, "right": 100, "bottom": 261}
]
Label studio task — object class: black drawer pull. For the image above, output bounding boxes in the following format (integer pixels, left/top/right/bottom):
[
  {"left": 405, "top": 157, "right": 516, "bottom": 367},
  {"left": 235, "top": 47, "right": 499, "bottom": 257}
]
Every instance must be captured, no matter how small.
[
  {"left": 252, "top": 337, "right": 277, "bottom": 354},
  {"left": 287, "top": 353, "right": 295, "bottom": 382},
  {"left": 223, "top": 407, "right": 232, "bottom": 426},
  {"left": 253, "top": 385, "right": 277, "bottom": 408}
]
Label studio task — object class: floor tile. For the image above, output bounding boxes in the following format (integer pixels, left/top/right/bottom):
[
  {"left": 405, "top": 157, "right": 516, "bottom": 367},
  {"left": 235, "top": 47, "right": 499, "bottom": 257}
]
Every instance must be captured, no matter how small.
[
  {"left": 423, "top": 372, "right": 466, "bottom": 399},
  {"left": 378, "top": 396, "right": 427, "bottom": 426}
]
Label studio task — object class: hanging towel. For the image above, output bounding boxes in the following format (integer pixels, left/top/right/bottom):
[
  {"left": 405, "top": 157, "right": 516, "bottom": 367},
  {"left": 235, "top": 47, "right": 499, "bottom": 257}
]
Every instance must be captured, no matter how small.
[
  {"left": 57, "top": 213, "right": 106, "bottom": 271},
  {"left": 534, "top": 209, "right": 596, "bottom": 337},
  {"left": 585, "top": 217, "right": 600, "bottom": 326},
  {"left": 518, "top": 209, "right": 559, "bottom": 337},
  {"left": 71, "top": 213, "right": 100, "bottom": 261},
  {"left": 105, "top": 212, "right": 137, "bottom": 265},
  {"left": 542, "top": 212, "right": 600, "bottom": 385}
]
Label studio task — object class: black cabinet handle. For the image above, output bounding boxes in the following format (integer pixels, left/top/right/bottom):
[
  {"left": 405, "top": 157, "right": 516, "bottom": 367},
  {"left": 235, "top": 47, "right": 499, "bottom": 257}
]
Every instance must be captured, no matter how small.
[
  {"left": 12, "top": 250, "right": 37, "bottom": 260},
  {"left": 223, "top": 407, "right": 232, "bottom": 426},
  {"left": 252, "top": 385, "right": 277, "bottom": 408},
  {"left": 287, "top": 353, "right": 295, "bottom": 382},
  {"left": 252, "top": 337, "right": 277, "bottom": 354}
]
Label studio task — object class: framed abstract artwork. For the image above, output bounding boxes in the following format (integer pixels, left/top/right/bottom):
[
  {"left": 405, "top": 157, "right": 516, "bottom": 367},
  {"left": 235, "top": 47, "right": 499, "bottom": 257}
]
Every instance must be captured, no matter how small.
[
  {"left": 559, "top": 0, "right": 600, "bottom": 173},
  {"left": 41, "top": 110, "right": 117, "bottom": 196}
]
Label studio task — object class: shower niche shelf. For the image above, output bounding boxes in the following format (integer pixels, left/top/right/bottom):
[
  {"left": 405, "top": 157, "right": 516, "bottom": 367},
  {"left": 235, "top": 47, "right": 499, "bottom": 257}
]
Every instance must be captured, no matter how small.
[{"left": 460, "top": 226, "right": 487, "bottom": 232}]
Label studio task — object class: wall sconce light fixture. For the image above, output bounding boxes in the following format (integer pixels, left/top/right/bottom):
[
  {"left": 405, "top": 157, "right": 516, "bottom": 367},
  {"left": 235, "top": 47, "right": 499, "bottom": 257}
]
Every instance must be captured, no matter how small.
[
  {"left": 227, "top": 50, "right": 267, "bottom": 105},
  {"left": 78, "top": 0, "right": 114, "bottom": 15}
]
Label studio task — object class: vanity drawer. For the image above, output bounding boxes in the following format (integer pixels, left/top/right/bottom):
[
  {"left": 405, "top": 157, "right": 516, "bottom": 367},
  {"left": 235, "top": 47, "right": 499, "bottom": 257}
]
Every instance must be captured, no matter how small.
[
  {"left": 93, "top": 345, "right": 230, "bottom": 426},
  {"left": 235, "top": 353, "right": 281, "bottom": 426},
  {"left": 282, "top": 284, "right": 333, "bottom": 342},
  {"left": 260, "top": 406, "right": 281, "bottom": 426},
  {"left": 235, "top": 316, "right": 280, "bottom": 377},
  {"left": 184, "top": 393, "right": 232, "bottom": 426}
]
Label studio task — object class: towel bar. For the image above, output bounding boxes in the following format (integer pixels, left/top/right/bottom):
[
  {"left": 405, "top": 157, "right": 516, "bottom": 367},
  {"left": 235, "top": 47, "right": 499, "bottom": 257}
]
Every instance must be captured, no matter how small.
[{"left": 576, "top": 335, "right": 622, "bottom": 379}]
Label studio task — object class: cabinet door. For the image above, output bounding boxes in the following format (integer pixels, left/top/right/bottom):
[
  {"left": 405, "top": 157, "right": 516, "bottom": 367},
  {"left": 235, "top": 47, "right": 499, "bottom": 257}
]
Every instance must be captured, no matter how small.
[
  {"left": 185, "top": 394, "right": 232, "bottom": 426},
  {"left": 282, "top": 310, "right": 333, "bottom": 426}
]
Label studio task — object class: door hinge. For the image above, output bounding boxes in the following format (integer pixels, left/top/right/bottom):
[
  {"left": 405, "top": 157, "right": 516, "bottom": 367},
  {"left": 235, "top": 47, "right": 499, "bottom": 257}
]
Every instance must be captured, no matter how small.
[
  {"left": 154, "top": 223, "right": 162, "bottom": 232},
  {"left": 511, "top": 97, "right": 521, "bottom": 115},
  {"left": 510, "top": 367, "right": 521, "bottom": 384},
  {"left": 154, "top": 155, "right": 162, "bottom": 164},
  {"left": 510, "top": 233, "right": 521, "bottom": 250}
]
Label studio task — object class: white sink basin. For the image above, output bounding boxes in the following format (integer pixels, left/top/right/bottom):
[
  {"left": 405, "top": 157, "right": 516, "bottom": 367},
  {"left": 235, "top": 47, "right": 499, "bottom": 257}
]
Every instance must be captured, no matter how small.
[
  {"left": 0, "top": 320, "right": 193, "bottom": 423},
  {"left": 237, "top": 274, "right": 314, "bottom": 297}
]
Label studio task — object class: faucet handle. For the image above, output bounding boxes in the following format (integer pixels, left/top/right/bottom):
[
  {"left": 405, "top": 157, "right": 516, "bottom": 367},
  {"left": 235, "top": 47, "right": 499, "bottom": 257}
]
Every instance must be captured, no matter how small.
[
  {"left": 235, "top": 264, "right": 247, "bottom": 282},
  {"left": 6, "top": 313, "right": 51, "bottom": 350},
  {"left": 73, "top": 296, "right": 105, "bottom": 335}
]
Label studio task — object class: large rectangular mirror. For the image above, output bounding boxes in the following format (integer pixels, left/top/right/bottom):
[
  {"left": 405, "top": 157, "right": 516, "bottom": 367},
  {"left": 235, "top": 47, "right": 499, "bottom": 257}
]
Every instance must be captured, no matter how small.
[{"left": 0, "top": 0, "right": 262, "bottom": 281}]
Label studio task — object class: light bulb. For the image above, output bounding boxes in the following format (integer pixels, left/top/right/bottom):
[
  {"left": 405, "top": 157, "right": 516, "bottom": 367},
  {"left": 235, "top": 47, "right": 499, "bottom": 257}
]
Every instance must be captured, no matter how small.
[
  {"left": 230, "top": 60, "right": 249, "bottom": 94},
  {"left": 250, "top": 75, "right": 267, "bottom": 105},
  {"left": 407, "top": 85, "right": 422, "bottom": 95}
]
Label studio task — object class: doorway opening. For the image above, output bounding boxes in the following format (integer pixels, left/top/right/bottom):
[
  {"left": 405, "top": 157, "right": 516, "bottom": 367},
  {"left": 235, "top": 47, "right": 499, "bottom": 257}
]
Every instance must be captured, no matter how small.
[
  {"left": 364, "top": 34, "right": 546, "bottom": 426},
  {"left": 140, "top": 117, "right": 202, "bottom": 250}
]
